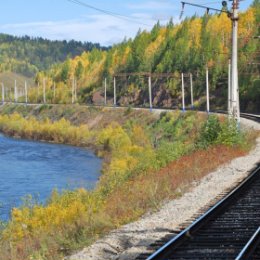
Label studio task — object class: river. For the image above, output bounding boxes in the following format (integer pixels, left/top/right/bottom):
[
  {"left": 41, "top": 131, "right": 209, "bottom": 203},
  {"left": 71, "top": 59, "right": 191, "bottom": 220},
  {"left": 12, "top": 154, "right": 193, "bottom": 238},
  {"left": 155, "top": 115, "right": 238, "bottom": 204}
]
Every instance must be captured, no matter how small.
[{"left": 0, "top": 134, "right": 102, "bottom": 221}]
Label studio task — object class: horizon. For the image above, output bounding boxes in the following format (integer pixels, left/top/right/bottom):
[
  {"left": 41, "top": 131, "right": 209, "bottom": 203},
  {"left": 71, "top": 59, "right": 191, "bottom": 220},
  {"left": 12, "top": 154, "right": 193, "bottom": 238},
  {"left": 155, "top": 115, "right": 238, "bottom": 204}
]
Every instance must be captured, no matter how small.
[{"left": 0, "top": 0, "right": 254, "bottom": 46}]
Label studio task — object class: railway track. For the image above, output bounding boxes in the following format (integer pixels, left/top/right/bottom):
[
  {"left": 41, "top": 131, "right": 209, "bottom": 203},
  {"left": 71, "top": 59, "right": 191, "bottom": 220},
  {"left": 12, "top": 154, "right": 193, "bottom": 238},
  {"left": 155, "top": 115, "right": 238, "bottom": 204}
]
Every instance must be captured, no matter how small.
[
  {"left": 216, "top": 110, "right": 260, "bottom": 123},
  {"left": 240, "top": 112, "right": 260, "bottom": 123},
  {"left": 137, "top": 164, "right": 260, "bottom": 260}
]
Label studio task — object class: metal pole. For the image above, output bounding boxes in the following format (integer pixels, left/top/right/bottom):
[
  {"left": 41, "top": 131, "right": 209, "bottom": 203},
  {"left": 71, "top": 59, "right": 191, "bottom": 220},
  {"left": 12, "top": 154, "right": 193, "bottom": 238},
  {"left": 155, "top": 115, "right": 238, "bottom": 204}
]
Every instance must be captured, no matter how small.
[
  {"left": 190, "top": 73, "right": 194, "bottom": 109},
  {"left": 104, "top": 78, "right": 107, "bottom": 105},
  {"left": 228, "top": 59, "right": 232, "bottom": 115},
  {"left": 148, "top": 76, "right": 152, "bottom": 111},
  {"left": 1, "top": 83, "right": 4, "bottom": 104},
  {"left": 43, "top": 78, "right": 46, "bottom": 103},
  {"left": 113, "top": 77, "right": 116, "bottom": 106},
  {"left": 25, "top": 81, "right": 28, "bottom": 104},
  {"left": 181, "top": 73, "right": 185, "bottom": 112},
  {"left": 231, "top": 0, "right": 240, "bottom": 123},
  {"left": 206, "top": 66, "right": 210, "bottom": 113}
]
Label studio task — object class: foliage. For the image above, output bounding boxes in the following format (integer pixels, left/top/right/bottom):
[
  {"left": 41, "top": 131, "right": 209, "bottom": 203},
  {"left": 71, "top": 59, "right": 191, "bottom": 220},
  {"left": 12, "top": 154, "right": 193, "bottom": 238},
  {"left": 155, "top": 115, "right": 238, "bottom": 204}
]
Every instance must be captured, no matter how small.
[
  {"left": 197, "top": 115, "right": 221, "bottom": 147},
  {"left": 0, "top": 113, "right": 91, "bottom": 145},
  {"left": 197, "top": 115, "right": 245, "bottom": 147},
  {"left": 216, "top": 119, "right": 245, "bottom": 146},
  {"left": 0, "top": 34, "right": 108, "bottom": 77}
]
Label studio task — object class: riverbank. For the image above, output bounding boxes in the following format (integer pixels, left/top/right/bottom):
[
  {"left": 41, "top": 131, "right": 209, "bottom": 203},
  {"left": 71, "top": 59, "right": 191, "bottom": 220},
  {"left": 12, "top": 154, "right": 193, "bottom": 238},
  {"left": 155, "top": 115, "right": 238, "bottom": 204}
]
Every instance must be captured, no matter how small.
[
  {"left": 0, "top": 104, "right": 257, "bottom": 260},
  {"left": 68, "top": 117, "right": 260, "bottom": 260}
]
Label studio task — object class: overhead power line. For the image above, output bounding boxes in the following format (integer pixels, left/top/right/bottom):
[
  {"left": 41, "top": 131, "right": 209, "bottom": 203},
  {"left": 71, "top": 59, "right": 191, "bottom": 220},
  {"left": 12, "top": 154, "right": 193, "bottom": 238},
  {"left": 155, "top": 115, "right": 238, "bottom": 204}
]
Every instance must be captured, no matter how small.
[{"left": 67, "top": 0, "right": 152, "bottom": 27}]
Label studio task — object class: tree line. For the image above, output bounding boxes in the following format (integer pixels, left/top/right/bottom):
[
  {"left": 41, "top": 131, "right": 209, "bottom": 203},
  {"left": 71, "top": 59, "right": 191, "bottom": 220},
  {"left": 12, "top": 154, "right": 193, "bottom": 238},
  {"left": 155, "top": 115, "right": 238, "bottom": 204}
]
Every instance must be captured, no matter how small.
[
  {"left": 33, "top": 0, "right": 259, "bottom": 112},
  {"left": 0, "top": 34, "right": 108, "bottom": 77}
]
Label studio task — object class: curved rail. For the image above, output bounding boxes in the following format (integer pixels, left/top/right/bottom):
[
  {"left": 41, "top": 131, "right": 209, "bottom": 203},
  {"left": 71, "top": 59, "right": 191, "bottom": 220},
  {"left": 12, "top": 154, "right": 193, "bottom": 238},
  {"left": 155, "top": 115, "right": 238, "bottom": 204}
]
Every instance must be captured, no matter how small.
[
  {"left": 240, "top": 112, "right": 260, "bottom": 122},
  {"left": 145, "top": 164, "right": 260, "bottom": 260},
  {"left": 235, "top": 226, "right": 260, "bottom": 260}
]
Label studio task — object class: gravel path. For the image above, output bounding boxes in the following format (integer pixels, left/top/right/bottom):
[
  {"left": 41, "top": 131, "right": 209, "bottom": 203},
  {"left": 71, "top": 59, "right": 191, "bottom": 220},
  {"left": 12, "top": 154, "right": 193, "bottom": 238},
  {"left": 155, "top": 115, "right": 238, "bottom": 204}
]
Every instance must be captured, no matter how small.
[{"left": 68, "top": 118, "right": 260, "bottom": 260}]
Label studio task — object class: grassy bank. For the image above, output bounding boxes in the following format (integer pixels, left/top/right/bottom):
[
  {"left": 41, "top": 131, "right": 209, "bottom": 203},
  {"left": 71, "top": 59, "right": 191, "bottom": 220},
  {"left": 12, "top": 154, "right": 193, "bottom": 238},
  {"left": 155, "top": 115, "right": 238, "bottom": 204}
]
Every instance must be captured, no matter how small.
[{"left": 0, "top": 104, "right": 256, "bottom": 260}]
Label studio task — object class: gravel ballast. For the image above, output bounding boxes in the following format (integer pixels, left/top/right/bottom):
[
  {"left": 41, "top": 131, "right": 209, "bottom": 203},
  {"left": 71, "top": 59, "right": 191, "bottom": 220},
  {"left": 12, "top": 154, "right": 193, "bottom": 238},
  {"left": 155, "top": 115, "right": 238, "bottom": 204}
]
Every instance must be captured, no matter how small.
[{"left": 68, "top": 118, "right": 260, "bottom": 260}]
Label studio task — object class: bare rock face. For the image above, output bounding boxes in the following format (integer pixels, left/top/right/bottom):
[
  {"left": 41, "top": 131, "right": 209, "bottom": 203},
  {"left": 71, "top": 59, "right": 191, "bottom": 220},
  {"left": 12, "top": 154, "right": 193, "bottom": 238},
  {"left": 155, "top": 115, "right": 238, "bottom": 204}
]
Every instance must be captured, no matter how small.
[
  {"left": 67, "top": 118, "right": 260, "bottom": 260},
  {"left": 152, "top": 88, "right": 176, "bottom": 108},
  {"left": 92, "top": 91, "right": 104, "bottom": 105}
]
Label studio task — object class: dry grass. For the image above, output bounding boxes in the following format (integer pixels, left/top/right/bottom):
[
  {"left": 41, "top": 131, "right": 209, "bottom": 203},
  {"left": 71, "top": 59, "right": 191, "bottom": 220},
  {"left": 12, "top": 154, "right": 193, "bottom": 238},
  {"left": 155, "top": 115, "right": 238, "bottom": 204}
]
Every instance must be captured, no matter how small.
[{"left": 105, "top": 145, "right": 246, "bottom": 225}]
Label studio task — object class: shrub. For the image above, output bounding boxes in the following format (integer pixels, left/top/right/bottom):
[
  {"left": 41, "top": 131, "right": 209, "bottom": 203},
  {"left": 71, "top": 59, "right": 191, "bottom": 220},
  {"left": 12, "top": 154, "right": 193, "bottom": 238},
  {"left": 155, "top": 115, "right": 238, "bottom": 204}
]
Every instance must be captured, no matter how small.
[
  {"left": 216, "top": 119, "right": 245, "bottom": 146},
  {"left": 197, "top": 115, "right": 221, "bottom": 147},
  {"left": 156, "top": 141, "right": 188, "bottom": 167},
  {"left": 197, "top": 115, "right": 245, "bottom": 148},
  {"left": 0, "top": 114, "right": 91, "bottom": 146}
]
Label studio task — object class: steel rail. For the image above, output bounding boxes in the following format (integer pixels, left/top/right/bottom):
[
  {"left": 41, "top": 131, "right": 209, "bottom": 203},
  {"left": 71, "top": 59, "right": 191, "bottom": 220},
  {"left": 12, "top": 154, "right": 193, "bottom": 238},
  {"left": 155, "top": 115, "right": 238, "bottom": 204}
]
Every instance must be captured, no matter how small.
[
  {"left": 240, "top": 112, "right": 260, "bottom": 122},
  {"left": 235, "top": 226, "right": 260, "bottom": 260},
  {"left": 145, "top": 164, "right": 260, "bottom": 260}
]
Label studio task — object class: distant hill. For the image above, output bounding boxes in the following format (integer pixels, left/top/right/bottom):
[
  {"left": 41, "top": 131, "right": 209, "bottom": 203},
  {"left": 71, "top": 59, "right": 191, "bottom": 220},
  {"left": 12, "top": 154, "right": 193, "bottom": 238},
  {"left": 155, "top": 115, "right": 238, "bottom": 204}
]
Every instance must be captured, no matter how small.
[
  {"left": 0, "top": 34, "right": 108, "bottom": 77},
  {"left": 0, "top": 72, "right": 35, "bottom": 88}
]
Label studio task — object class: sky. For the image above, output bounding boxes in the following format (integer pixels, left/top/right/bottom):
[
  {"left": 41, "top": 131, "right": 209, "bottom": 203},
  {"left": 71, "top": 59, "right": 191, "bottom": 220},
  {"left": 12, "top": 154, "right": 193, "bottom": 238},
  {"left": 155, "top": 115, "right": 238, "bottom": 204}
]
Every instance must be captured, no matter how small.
[{"left": 0, "top": 0, "right": 254, "bottom": 46}]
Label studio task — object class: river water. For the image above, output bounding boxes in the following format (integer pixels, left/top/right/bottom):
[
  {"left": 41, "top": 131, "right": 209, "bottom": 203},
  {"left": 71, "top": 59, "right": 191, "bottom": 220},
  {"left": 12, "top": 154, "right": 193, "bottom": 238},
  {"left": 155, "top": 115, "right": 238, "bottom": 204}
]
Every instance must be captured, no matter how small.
[{"left": 0, "top": 134, "right": 102, "bottom": 221}]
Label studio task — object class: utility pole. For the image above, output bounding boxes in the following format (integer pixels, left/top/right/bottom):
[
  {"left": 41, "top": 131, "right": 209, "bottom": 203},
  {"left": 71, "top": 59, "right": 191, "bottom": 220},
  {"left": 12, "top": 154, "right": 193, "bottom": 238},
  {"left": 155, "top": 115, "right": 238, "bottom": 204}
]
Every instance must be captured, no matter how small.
[
  {"left": 180, "top": 1, "right": 240, "bottom": 123},
  {"left": 230, "top": 0, "right": 240, "bottom": 123},
  {"left": 181, "top": 73, "right": 185, "bottom": 112},
  {"left": 206, "top": 66, "right": 210, "bottom": 113},
  {"left": 190, "top": 73, "right": 194, "bottom": 109},
  {"left": 228, "top": 59, "right": 231, "bottom": 115},
  {"left": 148, "top": 75, "right": 152, "bottom": 111}
]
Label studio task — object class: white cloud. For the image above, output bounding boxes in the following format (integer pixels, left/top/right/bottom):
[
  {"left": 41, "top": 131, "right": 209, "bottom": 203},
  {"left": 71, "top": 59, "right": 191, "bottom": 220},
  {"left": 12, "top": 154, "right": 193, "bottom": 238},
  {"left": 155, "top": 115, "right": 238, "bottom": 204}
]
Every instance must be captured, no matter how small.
[
  {"left": 0, "top": 14, "right": 155, "bottom": 46},
  {"left": 0, "top": 0, "right": 184, "bottom": 47}
]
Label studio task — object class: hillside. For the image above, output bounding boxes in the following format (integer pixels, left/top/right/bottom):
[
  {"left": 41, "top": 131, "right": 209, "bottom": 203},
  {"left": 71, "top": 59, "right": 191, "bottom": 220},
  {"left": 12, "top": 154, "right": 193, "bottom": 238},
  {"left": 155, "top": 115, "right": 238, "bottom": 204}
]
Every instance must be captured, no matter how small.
[
  {"left": 0, "top": 72, "right": 35, "bottom": 88},
  {"left": 32, "top": 0, "right": 259, "bottom": 113},
  {"left": 0, "top": 34, "right": 108, "bottom": 77}
]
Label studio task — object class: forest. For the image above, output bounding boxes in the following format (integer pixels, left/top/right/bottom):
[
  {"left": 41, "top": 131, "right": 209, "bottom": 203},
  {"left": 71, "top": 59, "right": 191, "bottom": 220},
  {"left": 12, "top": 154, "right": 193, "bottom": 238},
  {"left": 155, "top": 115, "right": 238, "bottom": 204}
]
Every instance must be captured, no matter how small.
[
  {"left": 27, "top": 0, "right": 258, "bottom": 112},
  {"left": 0, "top": 34, "right": 108, "bottom": 77}
]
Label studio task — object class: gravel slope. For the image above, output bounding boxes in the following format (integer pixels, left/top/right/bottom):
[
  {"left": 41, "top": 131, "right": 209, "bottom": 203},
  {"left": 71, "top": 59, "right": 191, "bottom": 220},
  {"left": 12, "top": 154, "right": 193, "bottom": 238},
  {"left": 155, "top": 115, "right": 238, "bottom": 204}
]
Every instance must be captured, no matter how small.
[{"left": 68, "top": 118, "right": 260, "bottom": 260}]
